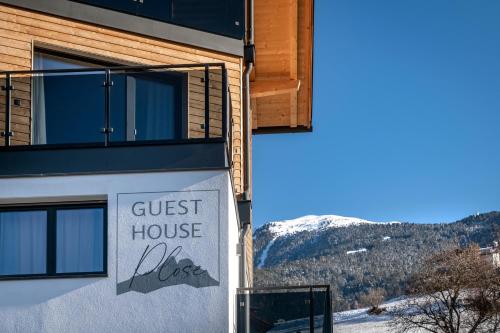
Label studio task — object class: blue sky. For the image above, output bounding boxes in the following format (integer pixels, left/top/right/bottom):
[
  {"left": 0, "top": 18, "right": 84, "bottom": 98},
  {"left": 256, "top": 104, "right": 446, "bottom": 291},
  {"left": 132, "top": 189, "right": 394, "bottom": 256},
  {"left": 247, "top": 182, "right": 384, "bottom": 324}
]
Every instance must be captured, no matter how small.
[{"left": 252, "top": 0, "right": 500, "bottom": 228}]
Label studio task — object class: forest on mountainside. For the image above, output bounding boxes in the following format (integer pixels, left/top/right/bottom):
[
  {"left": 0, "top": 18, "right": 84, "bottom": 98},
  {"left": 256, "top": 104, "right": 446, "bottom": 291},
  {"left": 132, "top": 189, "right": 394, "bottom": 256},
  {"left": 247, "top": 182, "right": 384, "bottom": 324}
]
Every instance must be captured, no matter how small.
[{"left": 253, "top": 212, "right": 500, "bottom": 312}]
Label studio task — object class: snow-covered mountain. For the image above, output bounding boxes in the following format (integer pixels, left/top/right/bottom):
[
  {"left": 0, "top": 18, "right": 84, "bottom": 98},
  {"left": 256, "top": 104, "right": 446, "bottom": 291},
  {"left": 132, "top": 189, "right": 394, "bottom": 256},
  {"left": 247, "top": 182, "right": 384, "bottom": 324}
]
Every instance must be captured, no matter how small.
[
  {"left": 253, "top": 211, "right": 500, "bottom": 312},
  {"left": 254, "top": 215, "right": 400, "bottom": 268},
  {"left": 264, "top": 214, "right": 400, "bottom": 237}
]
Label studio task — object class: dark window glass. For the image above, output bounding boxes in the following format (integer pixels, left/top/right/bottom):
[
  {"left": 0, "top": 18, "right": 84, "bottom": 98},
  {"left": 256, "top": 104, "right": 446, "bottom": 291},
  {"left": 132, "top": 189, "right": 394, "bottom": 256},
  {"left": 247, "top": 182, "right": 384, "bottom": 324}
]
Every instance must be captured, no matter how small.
[
  {"left": 0, "top": 204, "right": 106, "bottom": 279},
  {"left": 56, "top": 208, "right": 104, "bottom": 273},
  {"left": 0, "top": 211, "right": 47, "bottom": 275},
  {"left": 71, "top": 0, "right": 244, "bottom": 39}
]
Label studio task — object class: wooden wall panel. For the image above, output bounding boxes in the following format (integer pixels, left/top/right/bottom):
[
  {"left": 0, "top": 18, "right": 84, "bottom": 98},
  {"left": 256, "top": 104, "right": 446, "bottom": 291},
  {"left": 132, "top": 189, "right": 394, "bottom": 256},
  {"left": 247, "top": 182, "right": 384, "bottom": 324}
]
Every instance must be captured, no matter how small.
[
  {"left": 245, "top": 224, "right": 254, "bottom": 286},
  {"left": 0, "top": 4, "right": 244, "bottom": 194}
]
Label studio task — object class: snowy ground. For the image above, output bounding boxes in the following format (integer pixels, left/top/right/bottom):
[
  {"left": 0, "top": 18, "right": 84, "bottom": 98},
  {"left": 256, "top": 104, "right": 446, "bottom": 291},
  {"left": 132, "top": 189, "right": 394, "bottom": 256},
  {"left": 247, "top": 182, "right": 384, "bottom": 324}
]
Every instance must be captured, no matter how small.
[
  {"left": 265, "top": 298, "right": 416, "bottom": 333},
  {"left": 333, "top": 308, "right": 393, "bottom": 332},
  {"left": 333, "top": 298, "right": 421, "bottom": 333}
]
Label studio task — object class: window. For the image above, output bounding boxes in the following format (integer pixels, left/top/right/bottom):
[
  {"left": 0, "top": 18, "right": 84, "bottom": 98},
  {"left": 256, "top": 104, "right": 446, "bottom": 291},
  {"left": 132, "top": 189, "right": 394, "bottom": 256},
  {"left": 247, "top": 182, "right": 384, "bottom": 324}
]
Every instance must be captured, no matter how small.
[
  {"left": 0, "top": 203, "right": 106, "bottom": 279},
  {"left": 32, "top": 50, "right": 187, "bottom": 145}
]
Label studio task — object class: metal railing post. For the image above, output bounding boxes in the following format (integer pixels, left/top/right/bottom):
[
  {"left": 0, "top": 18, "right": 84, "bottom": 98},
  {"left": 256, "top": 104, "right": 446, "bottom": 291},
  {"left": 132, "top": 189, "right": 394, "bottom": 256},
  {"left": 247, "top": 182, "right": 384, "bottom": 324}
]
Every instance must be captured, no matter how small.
[
  {"left": 1, "top": 73, "right": 13, "bottom": 146},
  {"left": 221, "top": 65, "right": 228, "bottom": 140},
  {"left": 102, "top": 69, "right": 114, "bottom": 146},
  {"left": 204, "top": 65, "right": 210, "bottom": 139},
  {"left": 321, "top": 286, "right": 331, "bottom": 333},
  {"left": 310, "top": 286, "right": 315, "bottom": 333}
]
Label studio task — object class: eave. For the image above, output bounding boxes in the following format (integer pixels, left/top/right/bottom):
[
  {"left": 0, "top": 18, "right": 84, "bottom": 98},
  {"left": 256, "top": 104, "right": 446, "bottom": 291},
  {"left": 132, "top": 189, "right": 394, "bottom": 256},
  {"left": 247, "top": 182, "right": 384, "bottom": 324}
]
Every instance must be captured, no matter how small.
[{"left": 251, "top": 0, "right": 314, "bottom": 134}]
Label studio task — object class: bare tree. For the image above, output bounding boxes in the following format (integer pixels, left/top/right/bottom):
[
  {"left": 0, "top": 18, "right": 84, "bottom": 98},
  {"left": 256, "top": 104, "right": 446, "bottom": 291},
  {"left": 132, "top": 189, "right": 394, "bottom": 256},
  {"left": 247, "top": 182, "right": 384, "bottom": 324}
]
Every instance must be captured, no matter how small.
[
  {"left": 390, "top": 245, "right": 500, "bottom": 333},
  {"left": 360, "top": 288, "right": 386, "bottom": 313}
]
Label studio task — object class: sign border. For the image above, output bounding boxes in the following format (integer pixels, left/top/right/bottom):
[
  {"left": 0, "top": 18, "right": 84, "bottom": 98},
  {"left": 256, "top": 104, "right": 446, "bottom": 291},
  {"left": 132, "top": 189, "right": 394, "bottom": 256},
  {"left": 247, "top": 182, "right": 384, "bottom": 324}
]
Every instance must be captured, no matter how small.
[{"left": 115, "top": 189, "right": 221, "bottom": 290}]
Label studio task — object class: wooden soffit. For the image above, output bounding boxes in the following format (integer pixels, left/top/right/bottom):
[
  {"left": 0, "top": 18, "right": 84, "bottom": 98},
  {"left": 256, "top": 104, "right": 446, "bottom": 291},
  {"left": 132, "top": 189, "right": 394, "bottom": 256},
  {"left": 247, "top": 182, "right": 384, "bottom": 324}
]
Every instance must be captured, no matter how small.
[{"left": 251, "top": 0, "right": 314, "bottom": 133}]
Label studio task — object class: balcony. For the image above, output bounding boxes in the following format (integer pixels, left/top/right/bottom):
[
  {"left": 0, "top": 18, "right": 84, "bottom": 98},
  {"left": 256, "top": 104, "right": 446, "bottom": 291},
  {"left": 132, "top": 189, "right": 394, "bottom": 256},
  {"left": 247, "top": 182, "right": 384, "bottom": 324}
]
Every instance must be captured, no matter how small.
[
  {"left": 71, "top": 0, "right": 245, "bottom": 39},
  {"left": 0, "top": 63, "right": 231, "bottom": 177}
]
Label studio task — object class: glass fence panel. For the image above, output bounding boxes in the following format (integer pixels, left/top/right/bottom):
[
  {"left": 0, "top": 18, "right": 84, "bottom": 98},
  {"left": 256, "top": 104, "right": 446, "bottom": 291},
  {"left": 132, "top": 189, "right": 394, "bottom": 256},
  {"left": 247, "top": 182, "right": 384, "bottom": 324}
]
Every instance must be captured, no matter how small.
[
  {"left": 0, "top": 65, "right": 227, "bottom": 148},
  {"left": 108, "top": 67, "right": 226, "bottom": 142},
  {"left": 238, "top": 289, "right": 332, "bottom": 333},
  {"left": 109, "top": 70, "right": 187, "bottom": 142},
  {"left": 71, "top": 0, "right": 244, "bottom": 39},
  {"left": 312, "top": 290, "right": 331, "bottom": 333},
  {"left": 0, "top": 76, "right": 6, "bottom": 146},
  {"left": 10, "top": 75, "right": 31, "bottom": 146},
  {"left": 185, "top": 68, "right": 224, "bottom": 139},
  {"left": 27, "top": 71, "right": 106, "bottom": 145}
]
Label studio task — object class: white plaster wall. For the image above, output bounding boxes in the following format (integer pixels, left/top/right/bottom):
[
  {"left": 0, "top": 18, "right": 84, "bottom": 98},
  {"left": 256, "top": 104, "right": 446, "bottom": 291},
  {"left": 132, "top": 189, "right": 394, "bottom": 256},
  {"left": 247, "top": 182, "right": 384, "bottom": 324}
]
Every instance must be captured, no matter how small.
[
  {"left": 227, "top": 180, "right": 241, "bottom": 333},
  {"left": 0, "top": 170, "right": 240, "bottom": 333}
]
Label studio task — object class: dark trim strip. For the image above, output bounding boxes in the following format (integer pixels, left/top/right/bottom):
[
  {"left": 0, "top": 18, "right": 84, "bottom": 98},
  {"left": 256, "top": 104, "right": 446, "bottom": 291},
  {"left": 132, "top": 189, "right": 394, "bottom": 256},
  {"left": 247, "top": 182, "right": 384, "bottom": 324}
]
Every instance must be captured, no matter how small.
[
  {"left": 252, "top": 125, "right": 313, "bottom": 135},
  {"left": 0, "top": 0, "right": 244, "bottom": 57},
  {"left": 0, "top": 140, "right": 230, "bottom": 178},
  {"left": 0, "top": 273, "right": 108, "bottom": 281},
  {"left": 237, "top": 285, "right": 331, "bottom": 292}
]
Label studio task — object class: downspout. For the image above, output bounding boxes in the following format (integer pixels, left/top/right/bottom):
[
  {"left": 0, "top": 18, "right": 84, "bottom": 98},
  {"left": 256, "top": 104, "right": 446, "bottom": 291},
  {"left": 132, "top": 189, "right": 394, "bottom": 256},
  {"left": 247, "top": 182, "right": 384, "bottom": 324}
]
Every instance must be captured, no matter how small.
[
  {"left": 240, "top": 2, "right": 255, "bottom": 331},
  {"left": 240, "top": 0, "right": 255, "bottom": 288},
  {"left": 243, "top": 0, "right": 255, "bottom": 202}
]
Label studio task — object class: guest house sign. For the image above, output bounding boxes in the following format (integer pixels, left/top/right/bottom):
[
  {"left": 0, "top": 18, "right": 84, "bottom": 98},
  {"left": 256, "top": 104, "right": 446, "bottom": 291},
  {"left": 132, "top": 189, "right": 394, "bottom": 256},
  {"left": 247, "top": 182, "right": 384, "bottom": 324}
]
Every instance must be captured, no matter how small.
[{"left": 116, "top": 190, "right": 220, "bottom": 294}]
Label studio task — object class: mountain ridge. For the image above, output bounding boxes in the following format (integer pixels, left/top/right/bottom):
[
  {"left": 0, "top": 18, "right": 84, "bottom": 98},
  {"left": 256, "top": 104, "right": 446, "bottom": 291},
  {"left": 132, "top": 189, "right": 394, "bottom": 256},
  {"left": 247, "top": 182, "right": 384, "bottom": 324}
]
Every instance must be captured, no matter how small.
[{"left": 253, "top": 211, "right": 500, "bottom": 311}]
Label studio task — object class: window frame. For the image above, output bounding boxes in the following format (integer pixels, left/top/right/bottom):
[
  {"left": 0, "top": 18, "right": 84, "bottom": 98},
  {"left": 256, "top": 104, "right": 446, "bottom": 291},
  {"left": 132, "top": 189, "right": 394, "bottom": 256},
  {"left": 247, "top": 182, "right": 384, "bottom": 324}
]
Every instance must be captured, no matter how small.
[{"left": 0, "top": 202, "right": 107, "bottom": 280}]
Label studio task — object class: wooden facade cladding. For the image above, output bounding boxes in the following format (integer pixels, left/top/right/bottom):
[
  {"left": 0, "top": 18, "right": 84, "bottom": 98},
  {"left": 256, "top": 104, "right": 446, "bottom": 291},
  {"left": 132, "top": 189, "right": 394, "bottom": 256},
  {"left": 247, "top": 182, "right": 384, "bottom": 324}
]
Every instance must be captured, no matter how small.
[
  {"left": 0, "top": 4, "right": 244, "bottom": 195},
  {"left": 251, "top": 0, "right": 313, "bottom": 133},
  {"left": 244, "top": 224, "right": 254, "bottom": 285}
]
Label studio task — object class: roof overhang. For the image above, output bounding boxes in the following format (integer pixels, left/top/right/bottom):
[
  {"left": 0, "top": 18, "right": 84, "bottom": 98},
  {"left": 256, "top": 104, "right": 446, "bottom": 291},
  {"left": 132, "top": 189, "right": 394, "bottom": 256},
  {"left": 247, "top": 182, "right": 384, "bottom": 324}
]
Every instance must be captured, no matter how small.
[{"left": 251, "top": 0, "right": 314, "bottom": 134}]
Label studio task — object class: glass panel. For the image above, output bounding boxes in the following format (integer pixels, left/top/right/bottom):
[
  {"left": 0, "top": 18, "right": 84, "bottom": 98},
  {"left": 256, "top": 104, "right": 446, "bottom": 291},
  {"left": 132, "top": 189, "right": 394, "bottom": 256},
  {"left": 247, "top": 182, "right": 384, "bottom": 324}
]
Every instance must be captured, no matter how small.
[
  {"left": 171, "top": 0, "right": 230, "bottom": 35},
  {"left": 312, "top": 290, "right": 329, "bottom": 333},
  {"left": 32, "top": 52, "right": 106, "bottom": 145},
  {"left": 0, "top": 211, "right": 47, "bottom": 275},
  {"left": 135, "top": 73, "right": 178, "bottom": 140},
  {"left": 72, "top": 0, "right": 138, "bottom": 16},
  {"left": 136, "top": 0, "right": 171, "bottom": 21},
  {"left": 56, "top": 208, "right": 104, "bottom": 273},
  {"left": 110, "top": 71, "right": 183, "bottom": 142},
  {"left": 237, "top": 289, "right": 332, "bottom": 333},
  {"left": 108, "top": 74, "right": 126, "bottom": 142},
  {"left": 71, "top": 0, "right": 244, "bottom": 39},
  {"left": 31, "top": 72, "right": 106, "bottom": 145},
  {"left": 184, "top": 68, "right": 225, "bottom": 139},
  {"left": 238, "top": 290, "right": 313, "bottom": 333},
  {"left": 0, "top": 75, "right": 5, "bottom": 146}
]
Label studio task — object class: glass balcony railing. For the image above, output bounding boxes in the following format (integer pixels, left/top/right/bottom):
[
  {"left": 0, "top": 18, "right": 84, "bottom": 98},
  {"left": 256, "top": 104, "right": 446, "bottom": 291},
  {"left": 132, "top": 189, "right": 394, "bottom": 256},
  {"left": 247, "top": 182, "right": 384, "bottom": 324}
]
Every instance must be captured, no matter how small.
[
  {"left": 0, "top": 63, "right": 230, "bottom": 150},
  {"left": 71, "top": 0, "right": 245, "bottom": 39},
  {"left": 237, "top": 286, "right": 333, "bottom": 333}
]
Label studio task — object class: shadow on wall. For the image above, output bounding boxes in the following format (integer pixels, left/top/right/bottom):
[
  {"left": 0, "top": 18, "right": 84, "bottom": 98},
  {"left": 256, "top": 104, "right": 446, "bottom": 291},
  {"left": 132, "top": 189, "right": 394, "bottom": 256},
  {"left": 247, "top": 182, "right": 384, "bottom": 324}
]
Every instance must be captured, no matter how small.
[{"left": 0, "top": 277, "right": 105, "bottom": 307}]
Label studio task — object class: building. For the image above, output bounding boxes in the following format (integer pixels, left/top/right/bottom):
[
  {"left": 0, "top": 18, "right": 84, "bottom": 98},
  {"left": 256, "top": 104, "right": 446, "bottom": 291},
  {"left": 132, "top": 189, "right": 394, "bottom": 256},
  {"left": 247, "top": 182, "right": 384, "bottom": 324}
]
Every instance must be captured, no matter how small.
[
  {"left": 480, "top": 241, "right": 500, "bottom": 269},
  {"left": 0, "top": 1, "right": 314, "bottom": 332}
]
